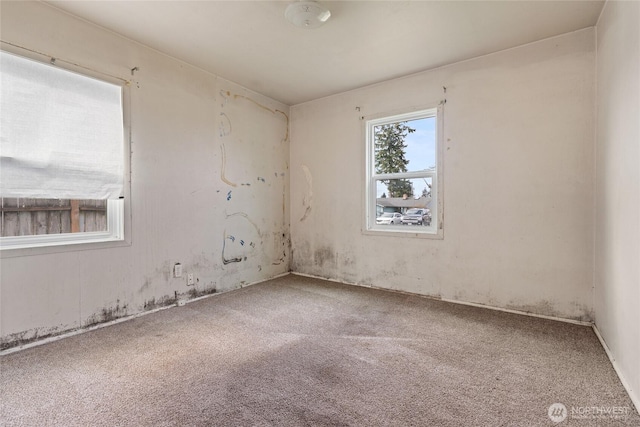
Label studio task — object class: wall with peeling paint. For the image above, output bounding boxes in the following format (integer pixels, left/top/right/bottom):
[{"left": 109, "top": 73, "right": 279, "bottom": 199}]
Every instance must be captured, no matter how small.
[
  {"left": 0, "top": 2, "right": 290, "bottom": 349},
  {"left": 290, "top": 29, "right": 595, "bottom": 321},
  {"left": 594, "top": 0, "right": 640, "bottom": 408}
]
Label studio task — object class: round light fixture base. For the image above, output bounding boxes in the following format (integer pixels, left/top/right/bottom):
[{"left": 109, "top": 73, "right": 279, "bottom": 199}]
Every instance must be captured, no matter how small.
[{"left": 285, "top": 1, "right": 331, "bottom": 29}]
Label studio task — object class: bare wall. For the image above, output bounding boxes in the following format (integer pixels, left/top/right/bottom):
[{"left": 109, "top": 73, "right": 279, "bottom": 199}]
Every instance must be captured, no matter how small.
[
  {"left": 0, "top": 1, "right": 290, "bottom": 348},
  {"left": 595, "top": 0, "right": 640, "bottom": 408},
  {"left": 290, "top": 29, "right": 595, "bottom": 321}
]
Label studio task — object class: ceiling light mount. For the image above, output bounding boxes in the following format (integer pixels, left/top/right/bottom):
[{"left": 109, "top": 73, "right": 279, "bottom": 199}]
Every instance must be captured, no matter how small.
[{"left": 285, "top": 1, "right": 331, "bottom": 29}]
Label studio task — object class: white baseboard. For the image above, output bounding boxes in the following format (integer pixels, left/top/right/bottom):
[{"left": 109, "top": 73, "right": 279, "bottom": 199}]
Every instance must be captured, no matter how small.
[
  {"left": 290, "top": 272, "right": 592, "bottom": 326},
  {"left": 0, "top": 271, "right": 291, "bottom": 356},
  {"left": 0, "top": 304, "right": 172, "bottom": 356},
  {"left": 592, "top": 325, "right": 639, "bottom": 414}
]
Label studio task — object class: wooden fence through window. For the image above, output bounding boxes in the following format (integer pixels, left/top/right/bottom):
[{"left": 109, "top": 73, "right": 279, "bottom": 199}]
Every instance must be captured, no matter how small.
[{"left": 1, "top": 198, "right": 107, "bottom": 237}]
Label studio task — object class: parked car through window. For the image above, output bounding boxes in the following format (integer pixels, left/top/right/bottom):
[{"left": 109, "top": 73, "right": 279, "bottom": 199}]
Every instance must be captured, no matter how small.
[
  {"left": 401, "top": 208, "right": 431, "bottom": 226},
  {"left": 376, "top": 212, "right": 402, "bottom": 225}
]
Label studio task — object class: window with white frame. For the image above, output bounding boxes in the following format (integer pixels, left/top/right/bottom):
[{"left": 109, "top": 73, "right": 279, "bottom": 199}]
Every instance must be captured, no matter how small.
[
  {"left": 0, "top": 49, "right": 127, "bottom": 250},
  {"left": 365, "top": 106, "right": 443, "bottom": 236}
]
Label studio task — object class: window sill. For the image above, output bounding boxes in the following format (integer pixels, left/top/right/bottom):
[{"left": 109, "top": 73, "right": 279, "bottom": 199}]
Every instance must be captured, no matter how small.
[
  {"left": 0, "top": 236, "right": 131, "bottom": 258},
  {"left": 363, "top": 225, "right": 444, "bottom": 239}
]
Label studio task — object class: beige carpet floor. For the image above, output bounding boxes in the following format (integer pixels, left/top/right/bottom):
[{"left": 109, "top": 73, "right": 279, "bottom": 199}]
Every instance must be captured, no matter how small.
[{"left": 1, "top": 274, "right": 638, "bottom": 426}]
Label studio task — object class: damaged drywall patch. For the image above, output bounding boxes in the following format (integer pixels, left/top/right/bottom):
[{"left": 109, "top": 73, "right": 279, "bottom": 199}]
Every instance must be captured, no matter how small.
[
  {"left": 222, "top": 213, "right": 258, "bottom": 266},
  {"left": 220, "top": 143, "right": 237, "bottom": 187},
  {"left": 231, "top": 93, "right": 289, "bottom": 143},
  {"left": 300, "top": 165, "right": 313, "bottom": 222},
  {"left": 222, "top": 232, "right": 246, "bottom": 265},
  {"left": 225, "top": 211, "right": 260, "bottom": 234},
  {"left": 216, "top": 87, "right": 290, "bottom": 270},
  {"left": 223, "top": 211, "right": 288, "bottom": 268},
  {"left": 219, "top": 112, "right": 232, "bottom": 137},
  {"left": 220, "top": 88, "right": 288, "bottom": 143}
]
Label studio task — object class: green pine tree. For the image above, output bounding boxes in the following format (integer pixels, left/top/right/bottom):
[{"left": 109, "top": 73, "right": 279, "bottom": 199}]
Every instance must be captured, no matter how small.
[{"left": 374, "top": 122, "right": 415, "bottom": 197}]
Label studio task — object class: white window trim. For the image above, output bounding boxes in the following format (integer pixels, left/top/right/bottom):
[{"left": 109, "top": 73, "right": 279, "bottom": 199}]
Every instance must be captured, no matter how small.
[
  {"left": 0, "top": 199, "right": 124, "bottom": 250},
  {"left": 0, "top": 42, "right": 132, "bottom": 256},
  {"left": 363, "top": 105, "right": 444, "bottom": 239}
]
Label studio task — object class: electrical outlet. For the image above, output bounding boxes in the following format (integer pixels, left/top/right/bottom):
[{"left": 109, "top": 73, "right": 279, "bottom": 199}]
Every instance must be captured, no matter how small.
[
  {"left": 174, "top": 263, "right": 183, "bottom": 278},
  {"left": 187, "top": 273, "right": 194, "bottom": 286}
]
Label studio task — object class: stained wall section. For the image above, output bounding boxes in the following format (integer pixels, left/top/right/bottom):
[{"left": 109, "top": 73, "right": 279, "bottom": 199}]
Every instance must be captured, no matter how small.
[
  {"left": 0, "top": 1, "right": 290, "bottom": 348},
  {"left": 290, "top": 29, "right": 596, "bottom": 321}
]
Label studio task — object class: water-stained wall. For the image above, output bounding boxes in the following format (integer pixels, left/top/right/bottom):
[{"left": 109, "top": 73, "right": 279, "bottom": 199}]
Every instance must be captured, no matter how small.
[
  {"left": 290, "top": 29, "right": 595, "bottom": 321},
  {"left": 0, "top": 2, "right": 290, "bottom": 349}
]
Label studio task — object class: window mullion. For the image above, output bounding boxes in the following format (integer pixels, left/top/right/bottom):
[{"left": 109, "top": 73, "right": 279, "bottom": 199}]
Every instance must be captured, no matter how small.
[{"left": 373, "top": 171, "right": 435, "bottom": 180}]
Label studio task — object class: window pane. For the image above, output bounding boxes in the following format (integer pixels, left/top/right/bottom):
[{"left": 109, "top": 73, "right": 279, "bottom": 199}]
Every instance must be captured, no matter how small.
[
  {"left": 376, "top": 177, "right": 432, "bottom": 199},
  {"left": 374, "top": 116, "right": 436, "bottom": 174},
  {"left": 375, "top": 177, "right": 433, "bottom": 225},
  {"left": 1, "top": 198, "right": 108, "bottom": 237}
]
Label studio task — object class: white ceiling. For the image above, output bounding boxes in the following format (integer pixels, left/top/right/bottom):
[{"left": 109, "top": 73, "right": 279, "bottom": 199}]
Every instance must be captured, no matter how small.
[{"left": 46, "top": 0, "right": 604, "bottom": 106}]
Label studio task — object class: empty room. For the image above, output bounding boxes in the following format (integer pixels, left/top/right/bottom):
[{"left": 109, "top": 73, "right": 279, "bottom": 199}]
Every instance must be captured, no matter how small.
[{"left": 1, "top": 0, "right": 638, "bottom": 425}]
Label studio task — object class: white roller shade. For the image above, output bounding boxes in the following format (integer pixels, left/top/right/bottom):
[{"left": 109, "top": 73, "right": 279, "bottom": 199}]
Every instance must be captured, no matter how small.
[{"left": 0, "top": 50, "right": 124, "bottom": 199}]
